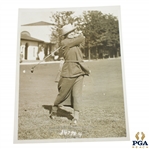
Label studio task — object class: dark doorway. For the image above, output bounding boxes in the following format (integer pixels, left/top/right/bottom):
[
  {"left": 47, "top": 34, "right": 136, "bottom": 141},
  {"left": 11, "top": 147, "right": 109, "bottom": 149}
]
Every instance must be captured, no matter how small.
[{"left": 25, "top": 43, "right": 29, "bottom": 60}]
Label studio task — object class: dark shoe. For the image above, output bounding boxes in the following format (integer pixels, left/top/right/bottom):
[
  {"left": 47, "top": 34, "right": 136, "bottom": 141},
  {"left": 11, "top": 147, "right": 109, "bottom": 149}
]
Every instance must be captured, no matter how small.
[
  {"left": 70, "top": 119, "right": 78, "bottom": 126},
  {"left": 49, "top": 112, "right": 57, "bottom": 119}
]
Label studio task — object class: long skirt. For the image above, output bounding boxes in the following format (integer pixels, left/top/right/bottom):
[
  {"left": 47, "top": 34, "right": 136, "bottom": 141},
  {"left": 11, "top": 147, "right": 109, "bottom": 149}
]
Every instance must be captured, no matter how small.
[{"left": 54, "top": 75, "right": 84, "bottom": 111}]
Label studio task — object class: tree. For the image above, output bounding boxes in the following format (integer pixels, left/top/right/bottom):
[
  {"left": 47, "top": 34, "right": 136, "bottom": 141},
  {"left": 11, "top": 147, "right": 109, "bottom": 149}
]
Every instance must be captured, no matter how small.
[
  {"left": 77, "top": 11, "right": 120, "bottom": 59},
  {"left": 50, "top": 10, "right": 120, "bottom": 59}
]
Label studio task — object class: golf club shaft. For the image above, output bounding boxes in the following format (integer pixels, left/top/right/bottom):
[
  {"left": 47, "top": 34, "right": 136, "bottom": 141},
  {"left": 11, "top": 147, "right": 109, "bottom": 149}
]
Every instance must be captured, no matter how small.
[{"left": 32, "top": 46, "right": 63, "bottom": 69}]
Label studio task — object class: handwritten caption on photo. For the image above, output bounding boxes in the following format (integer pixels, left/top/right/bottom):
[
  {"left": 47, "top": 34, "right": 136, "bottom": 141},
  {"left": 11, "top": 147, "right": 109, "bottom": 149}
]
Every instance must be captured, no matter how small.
[{"left": 59, "top": 129, "right": 82, "bottom": 138}]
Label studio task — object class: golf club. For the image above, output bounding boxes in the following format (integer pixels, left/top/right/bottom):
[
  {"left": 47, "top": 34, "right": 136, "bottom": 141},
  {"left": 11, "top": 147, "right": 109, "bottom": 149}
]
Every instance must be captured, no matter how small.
[{"left": 30, "top": 46, "right": 64, "bottom": 73}]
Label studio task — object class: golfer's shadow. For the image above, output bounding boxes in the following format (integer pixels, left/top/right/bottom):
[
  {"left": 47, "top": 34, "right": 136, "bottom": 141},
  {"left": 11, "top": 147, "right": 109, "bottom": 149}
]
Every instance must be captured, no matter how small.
[{"left": 42, "top": 105, "right": 73, "bottom": 120}]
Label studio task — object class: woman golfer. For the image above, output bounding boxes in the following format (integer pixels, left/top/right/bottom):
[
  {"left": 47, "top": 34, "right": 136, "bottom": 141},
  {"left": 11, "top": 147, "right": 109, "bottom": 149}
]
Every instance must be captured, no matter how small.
[{"left": 50, "top": 24, "right": 90, "bottom": 125}]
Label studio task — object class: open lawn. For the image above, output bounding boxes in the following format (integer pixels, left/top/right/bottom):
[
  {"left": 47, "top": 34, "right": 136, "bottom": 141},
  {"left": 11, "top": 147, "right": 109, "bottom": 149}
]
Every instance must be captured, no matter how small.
[{"left": 18, "top": 58, "right": 127, "bottom": 140}]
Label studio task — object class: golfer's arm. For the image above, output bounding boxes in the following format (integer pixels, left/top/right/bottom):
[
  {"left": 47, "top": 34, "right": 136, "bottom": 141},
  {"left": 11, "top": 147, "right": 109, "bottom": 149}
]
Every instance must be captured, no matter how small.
[
  {"left": 58, "top": 43, "right": 65, "bottom": 58},
  {"left": 68, "top": 34, "right": 85, "bottom": 48}
]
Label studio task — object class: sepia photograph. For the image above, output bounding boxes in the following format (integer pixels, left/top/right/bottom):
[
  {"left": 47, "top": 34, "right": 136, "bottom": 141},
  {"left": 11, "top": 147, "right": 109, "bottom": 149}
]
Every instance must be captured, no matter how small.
[{"left": 14, "top": 6, "right": 129, "bottom": 142}]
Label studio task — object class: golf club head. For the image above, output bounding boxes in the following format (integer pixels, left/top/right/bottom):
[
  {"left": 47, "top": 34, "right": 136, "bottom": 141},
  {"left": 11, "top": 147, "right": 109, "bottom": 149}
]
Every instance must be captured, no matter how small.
[{"left": 31, "top": 68, "right": 34, "bottom": 73}]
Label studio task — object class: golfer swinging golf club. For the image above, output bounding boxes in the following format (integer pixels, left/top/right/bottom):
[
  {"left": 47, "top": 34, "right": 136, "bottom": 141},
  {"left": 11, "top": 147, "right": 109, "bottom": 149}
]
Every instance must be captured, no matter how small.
[{"left": 50, "top": 24, "right": 91, "bottom": 125}]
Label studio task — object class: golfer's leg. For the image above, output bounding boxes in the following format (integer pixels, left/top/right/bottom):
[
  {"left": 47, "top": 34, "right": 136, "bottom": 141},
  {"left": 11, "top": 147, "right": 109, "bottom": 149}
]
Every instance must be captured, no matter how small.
[
  {"left": 54, "top": 77, "right": 76, "bottom": 106},
  {"left": 50, "top": 78, "right": 76, "bottom": 119},
  {"left": 72, "top": 76, "right": 84, "bottom": 120}
]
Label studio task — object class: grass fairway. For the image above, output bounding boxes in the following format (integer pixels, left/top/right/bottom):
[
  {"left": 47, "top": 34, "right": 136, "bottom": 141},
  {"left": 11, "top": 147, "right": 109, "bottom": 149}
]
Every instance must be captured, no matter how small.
[{"left": 18, "top": 58, "right": 127, "bottom": 140}]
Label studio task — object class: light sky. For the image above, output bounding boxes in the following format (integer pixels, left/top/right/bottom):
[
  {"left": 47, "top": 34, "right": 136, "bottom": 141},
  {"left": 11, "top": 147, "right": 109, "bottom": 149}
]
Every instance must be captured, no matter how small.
[{"left": 19, "top": 6, "right": 120, "bottom": 25}]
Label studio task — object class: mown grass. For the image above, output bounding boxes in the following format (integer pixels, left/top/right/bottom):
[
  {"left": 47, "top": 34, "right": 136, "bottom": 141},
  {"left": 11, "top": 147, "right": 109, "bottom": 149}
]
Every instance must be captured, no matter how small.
[{"left": 18, "top": 58, "right": 127, "bottom": 140}]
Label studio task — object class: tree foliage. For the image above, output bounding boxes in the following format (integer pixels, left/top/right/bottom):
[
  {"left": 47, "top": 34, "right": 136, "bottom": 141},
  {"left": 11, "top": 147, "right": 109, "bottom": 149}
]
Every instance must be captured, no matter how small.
[
  {"left": 50, "top": 10, "right": 120, "bottom": 59},
  {"left": 78, "top": 11, "right": 119, "bottom": 47}
]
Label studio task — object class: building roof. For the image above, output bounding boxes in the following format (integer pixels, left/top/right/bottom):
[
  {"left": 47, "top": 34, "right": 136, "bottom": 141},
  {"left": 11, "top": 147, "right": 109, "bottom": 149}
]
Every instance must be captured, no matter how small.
[
  {"left": 21, "top": 34, "right": 44, "bottom": 42},
  {"left": 21, "top": 21, "right": 56, "bottom": 26}
]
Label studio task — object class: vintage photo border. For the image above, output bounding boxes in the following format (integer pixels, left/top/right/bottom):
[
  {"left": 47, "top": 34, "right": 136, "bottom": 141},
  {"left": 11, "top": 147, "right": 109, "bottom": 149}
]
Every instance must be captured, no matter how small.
[{"left": 14, "top": 6, "right": 129, "bottom": 143}]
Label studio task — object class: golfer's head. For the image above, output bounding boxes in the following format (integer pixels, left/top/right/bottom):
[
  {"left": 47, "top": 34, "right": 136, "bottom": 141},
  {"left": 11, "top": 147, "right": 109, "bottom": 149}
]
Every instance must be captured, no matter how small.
[{"left": 61, "top": 24, "right": 76, "bottom": 37}]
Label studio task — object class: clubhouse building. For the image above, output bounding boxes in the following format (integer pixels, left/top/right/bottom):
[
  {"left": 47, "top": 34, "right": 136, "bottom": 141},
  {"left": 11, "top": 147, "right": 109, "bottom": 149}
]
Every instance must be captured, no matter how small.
[{"left": 20, "top": 21, "right": 57, "bottom": 61}]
